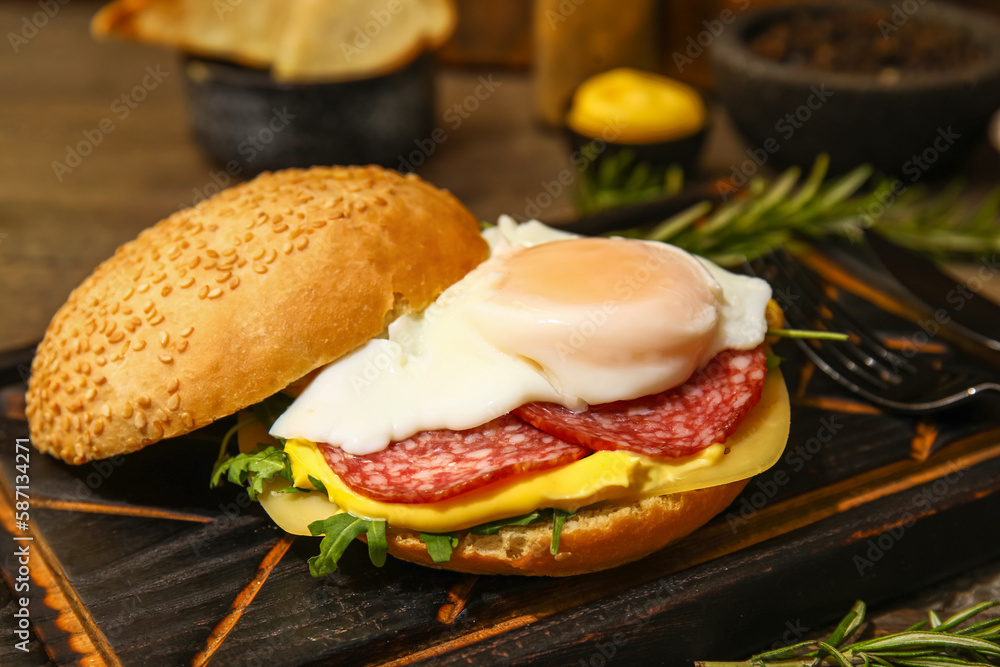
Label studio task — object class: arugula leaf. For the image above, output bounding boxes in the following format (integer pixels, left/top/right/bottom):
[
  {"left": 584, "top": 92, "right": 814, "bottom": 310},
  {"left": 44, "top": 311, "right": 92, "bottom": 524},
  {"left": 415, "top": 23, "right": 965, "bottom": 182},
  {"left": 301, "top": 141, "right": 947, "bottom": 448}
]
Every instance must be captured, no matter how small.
[
  {"left": 766, "top": 351, "right": 783, "bottom": 371},
  {"left": 308, "top": 514, "right": 387, "bottom": 577},
  {"left": 469, "top": 511, "right": 544, "bottom": 535},
  {"left": 420, "top": 533, "right": 459, "bottom": 563},
  {"left": 211, "top": 446, "right": 292, "bottom": 501},
  {"left": 468, "top": 508, "right": 575, "bottom": 554},
  {"left": 307, "top": 475, "right": 329, "bottom": 496},
  {"left": 367, "top": 519, "right": 388, "bottom": 567},
  {"left": 551, "top": 509, "right": 573, "bottom": 555},
  {"left": 252, "top": 392, "right": 295, "bottom": 430}
]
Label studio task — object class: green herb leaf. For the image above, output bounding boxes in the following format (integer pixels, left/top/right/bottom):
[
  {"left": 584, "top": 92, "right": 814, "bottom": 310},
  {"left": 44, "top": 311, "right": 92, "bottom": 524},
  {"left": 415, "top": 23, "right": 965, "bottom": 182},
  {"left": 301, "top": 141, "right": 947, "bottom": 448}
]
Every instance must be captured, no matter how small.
[
  {"left": 367, "top": 519, "right": 388, "bottom": 567},
  {"left": 768, "top": 328, "right": 850, "bottom": 341},
  {"left": 308, "top": 514, "right": 369, "bottom": 577},
  {"left": 579, "top": 154, "right": 999, "bottom": 266},
  {"left": 211, "top": 446, "right": 292, "bottom": 501},
  {"left": 827, "top": 601, "right": 866, "bottom": 647},
  {"left": 419, "top": 533, "right": 459, "bottom": 563},
  {"left": 697, "top": 600, "right": 1000, "bottom": 667},
  {"left": 211, "top": 417, "right": 256, "bottom": 479},
  {"left": 816, "top": 641, "right": 853, "bottom": 667},
  {"left": 307, "top": 475, "right": 329, "bottom": 496},
  {"left": 936, "top": 603, "right": 999, "bottom": 633},
  {"left": 469, "top": 511, "right": 544, "bottom": 535},
  {"left": 550, "top": 509, "right": 572, "bottom": 555},
  {"left": 307, "top": 514, "right": 388, "bottom": 577},
  {"left": 765, "top": 352, "right": 784, "bottom": 371}
]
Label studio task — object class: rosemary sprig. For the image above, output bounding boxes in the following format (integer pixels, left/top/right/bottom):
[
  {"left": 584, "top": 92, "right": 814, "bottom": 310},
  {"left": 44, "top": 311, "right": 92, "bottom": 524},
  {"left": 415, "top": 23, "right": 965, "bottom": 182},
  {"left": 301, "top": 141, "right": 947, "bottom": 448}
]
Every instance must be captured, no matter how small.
[
  {"left": 696, "top": 600, "right": 1000, "bottom": 667},
  {"left": 768, "top": 329, "right": 849, "bottom": 341},
  {"left": 583, "top": 153, "right": 1000, "bottom": 266},
  {"left": 576, "top": 150, "right": 685, "bottom": 213}
]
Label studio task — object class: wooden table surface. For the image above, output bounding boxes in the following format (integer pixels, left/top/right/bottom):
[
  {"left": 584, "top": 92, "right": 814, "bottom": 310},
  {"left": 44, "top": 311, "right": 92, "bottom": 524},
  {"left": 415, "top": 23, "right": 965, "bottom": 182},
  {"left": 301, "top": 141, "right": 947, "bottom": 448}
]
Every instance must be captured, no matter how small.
[{"left": 3, "top": 1, "right": 1000, "bottom": 664}]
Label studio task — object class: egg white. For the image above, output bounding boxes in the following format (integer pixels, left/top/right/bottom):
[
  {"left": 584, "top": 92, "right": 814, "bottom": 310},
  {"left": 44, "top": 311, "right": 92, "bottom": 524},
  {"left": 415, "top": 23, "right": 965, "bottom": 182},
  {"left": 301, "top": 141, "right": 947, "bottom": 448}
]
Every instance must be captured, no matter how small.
[{"left": 270, "top": 217, "right": 772, "bottom": 455}]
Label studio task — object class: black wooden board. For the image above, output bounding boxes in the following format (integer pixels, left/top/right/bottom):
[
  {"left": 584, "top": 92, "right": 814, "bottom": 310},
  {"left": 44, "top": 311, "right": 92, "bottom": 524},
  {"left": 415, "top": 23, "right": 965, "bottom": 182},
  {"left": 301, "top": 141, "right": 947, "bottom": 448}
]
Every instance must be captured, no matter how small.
[{"left": 2, "top": 247, "right": 1000, "bottom": 666}]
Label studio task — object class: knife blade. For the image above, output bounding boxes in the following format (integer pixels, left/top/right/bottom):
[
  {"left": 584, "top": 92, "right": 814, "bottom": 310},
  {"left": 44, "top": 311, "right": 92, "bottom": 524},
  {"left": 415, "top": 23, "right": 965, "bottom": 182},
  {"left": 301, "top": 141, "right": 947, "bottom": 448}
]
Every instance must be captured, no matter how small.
[{"left": 864, "top": 229, "right": 1000, "bottom": 353}]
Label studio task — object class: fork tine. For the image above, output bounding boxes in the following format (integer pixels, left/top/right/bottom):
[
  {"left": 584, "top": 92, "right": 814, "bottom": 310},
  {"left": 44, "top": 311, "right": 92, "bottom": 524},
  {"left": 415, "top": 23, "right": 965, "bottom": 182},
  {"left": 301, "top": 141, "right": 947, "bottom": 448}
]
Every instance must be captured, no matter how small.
[
  {"left": 748, "top": 252, "right": 906, "bottom": 392},
  {"left": 763, "top": 250, "right": 917, "bottom": 380},
  {"left": 767, "top": 268, "right": 905, "bottom": 391},
  {"left": 745, "top": 251, "right": 1000, "bottom": 414}
]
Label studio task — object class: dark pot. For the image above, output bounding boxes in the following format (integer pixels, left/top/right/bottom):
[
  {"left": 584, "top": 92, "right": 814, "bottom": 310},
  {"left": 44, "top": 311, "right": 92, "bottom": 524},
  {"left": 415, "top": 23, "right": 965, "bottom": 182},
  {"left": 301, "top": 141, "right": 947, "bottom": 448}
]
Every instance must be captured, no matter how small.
[
  {"left": 181, "top": 54, "right": 436, "bottom": 174},
  {"left": 710, "top": 1, "right": 1000, "bottom": 178},
  {"left": 566, "top": 126, "right": 707, "bottom": 175}
]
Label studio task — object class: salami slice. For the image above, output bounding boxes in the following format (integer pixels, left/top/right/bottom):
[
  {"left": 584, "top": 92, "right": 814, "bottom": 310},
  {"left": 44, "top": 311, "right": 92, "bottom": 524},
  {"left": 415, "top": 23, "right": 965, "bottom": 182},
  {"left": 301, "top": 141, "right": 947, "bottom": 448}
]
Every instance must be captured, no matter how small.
[
  {"left": 319, "top": 415, "right": 590, "bottom": 504},
  {"left": 514, "top": 346, "right": 767, "bottom": 458}
]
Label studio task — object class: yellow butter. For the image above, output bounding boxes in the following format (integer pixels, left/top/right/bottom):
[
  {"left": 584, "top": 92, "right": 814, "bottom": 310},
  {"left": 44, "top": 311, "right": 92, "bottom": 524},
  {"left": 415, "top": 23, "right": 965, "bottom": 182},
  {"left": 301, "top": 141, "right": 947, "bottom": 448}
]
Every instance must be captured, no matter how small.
[
  {"left": 567, "top": 68, "right": 706, "bottom": 144},
  {"left": 242, "top": 370, "right": 789, "bottom": 535}
]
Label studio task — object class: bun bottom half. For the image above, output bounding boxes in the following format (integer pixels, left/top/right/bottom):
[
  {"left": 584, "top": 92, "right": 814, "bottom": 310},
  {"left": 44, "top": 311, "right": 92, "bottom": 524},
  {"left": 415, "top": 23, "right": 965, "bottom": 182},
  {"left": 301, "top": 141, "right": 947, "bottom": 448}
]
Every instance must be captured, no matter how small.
[{"left": 383, "top": 479, "right": 748, "bottom": 576}]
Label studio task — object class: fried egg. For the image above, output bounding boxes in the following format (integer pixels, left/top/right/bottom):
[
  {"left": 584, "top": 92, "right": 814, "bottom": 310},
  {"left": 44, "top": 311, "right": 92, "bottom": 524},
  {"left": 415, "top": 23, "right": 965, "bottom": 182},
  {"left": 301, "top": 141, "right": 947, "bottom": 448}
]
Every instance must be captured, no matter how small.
[{"left": 270, "top": 217, "right": 772, "bottom": 455}]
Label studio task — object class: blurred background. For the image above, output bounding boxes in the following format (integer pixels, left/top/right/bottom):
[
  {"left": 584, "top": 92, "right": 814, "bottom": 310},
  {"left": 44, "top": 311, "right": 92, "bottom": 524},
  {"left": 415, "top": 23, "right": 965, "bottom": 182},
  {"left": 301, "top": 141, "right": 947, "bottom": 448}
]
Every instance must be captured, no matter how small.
[{"left": 3, "top": 0, "right": 1000, "bottom": 347}]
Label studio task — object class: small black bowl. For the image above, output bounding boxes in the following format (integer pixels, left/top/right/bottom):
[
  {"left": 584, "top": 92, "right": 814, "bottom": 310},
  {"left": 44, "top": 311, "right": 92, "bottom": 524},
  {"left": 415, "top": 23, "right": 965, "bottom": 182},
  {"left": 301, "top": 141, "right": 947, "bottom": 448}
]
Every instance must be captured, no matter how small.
[
  {"left": 710, "top": 1, "right": 1000, "bottom": 177},
  {"left": 566, "top": 126, "right": 707, "bottom": 175},
  {"left": 181, "top": 53, "right": 435, "bottom": 174}
]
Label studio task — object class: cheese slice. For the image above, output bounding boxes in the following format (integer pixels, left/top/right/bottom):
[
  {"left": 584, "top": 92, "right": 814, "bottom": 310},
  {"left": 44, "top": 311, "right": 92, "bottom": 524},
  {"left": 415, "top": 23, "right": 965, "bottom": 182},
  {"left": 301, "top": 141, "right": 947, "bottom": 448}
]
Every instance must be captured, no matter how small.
[{"left": 240, "top": 369, "right": 789, "bottom": 535}]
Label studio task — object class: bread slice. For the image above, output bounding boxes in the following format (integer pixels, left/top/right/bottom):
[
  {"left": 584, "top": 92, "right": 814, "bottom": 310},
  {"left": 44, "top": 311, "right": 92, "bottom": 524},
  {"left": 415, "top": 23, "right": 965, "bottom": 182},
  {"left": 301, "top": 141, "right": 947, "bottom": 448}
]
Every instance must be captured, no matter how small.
[
  {"left": 25, "top": 166, "right": 487, "bottom": 464},
  {"left": 91, "top": 0, "right": 457, "bottom": 81},
  {"left": 384, "top": 481, "right": 748, "bottom": 576}
]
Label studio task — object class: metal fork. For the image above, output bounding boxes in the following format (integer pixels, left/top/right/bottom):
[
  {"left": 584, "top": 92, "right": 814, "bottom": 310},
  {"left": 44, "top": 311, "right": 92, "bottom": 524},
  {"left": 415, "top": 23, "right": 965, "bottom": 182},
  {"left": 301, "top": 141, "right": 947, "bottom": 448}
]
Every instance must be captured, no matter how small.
[{"left": 747, "top": 250, "right": 1000, "bottom": 414}]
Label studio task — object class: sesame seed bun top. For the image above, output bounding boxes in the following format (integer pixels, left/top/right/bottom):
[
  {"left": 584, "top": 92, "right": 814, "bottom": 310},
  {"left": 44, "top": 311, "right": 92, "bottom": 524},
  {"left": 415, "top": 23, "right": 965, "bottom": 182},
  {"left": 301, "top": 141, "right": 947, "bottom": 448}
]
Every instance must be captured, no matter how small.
[{"left": 26, "top": 166, "right": 488, "bottom": 464}]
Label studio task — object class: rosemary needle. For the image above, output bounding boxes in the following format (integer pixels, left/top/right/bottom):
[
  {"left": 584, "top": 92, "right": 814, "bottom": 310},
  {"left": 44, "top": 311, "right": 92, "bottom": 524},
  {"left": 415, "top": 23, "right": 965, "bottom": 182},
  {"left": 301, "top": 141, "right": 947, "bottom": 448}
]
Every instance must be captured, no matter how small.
[
  {"left": 696, "top": 600, "right": 1000, "bottom": 667},
  {"left": 768, "top": 329, "right": 850, "bottom": 341},
  {"left": 579, "top": 153, "right": 1000, "bottom": 266}
]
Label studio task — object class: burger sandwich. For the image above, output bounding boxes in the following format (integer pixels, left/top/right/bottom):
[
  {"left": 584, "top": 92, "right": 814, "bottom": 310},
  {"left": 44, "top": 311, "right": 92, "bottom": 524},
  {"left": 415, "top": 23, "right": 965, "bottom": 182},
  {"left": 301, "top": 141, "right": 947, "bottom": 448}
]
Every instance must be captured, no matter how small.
[{"left": 26, "top": 165, "right": 790, "bottom": 577}]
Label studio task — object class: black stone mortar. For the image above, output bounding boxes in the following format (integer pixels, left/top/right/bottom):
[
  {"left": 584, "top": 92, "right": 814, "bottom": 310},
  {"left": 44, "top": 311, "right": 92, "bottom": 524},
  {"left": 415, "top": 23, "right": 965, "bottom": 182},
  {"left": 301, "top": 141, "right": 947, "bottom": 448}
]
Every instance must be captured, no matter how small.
[{"left": 710, "top": 1, "right": 1000, "bottom": 178}]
